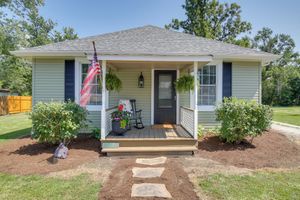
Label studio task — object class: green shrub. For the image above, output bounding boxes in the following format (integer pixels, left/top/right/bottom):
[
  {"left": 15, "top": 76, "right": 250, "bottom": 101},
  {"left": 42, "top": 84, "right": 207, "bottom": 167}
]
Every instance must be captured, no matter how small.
[
  {"left": 91, "top": 128, "right": 101, "bottom": 139},
  {"left": 215, "top": 98, "right": 273, "bottom": 143},
  {"left": 30, "top": 101, "right": 88, "bottom": 145},
  {"left": 198, "top": 125, "right": 204, "bottom": 138}
]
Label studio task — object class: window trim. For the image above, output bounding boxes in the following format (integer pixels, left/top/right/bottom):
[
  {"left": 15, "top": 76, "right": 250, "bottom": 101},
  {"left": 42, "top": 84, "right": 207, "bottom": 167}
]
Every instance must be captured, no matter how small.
[
  {"left": 198, "top": 65, "right": 217, "bottom": 106},
  {"left": 190, "top": 60, "right": 223, "bottom": 112},
  {"left": 75, "top": 58, "right": 102, "bottom": 111}
]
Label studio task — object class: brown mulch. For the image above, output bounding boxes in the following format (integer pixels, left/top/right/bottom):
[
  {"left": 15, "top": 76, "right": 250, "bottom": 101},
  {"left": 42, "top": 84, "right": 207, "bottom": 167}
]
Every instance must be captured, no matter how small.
[
  {"left": 0, "top": 135, "right": 102, "bottom": 175},
  {"left": 99, "top": 158, "right": 198, "bottom": 200},
  {"left": 196, "top": 129, "right": 300, "bottom": 169}
]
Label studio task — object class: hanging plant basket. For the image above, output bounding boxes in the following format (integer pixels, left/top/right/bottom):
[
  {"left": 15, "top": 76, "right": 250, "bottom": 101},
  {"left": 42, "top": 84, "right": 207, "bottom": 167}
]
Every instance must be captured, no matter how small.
[
  {"left": 100, "top": 71, "right": 122, "bottom": 92},
  {"left": 175, "top": 75, "right": 195, "bottom": 92}
]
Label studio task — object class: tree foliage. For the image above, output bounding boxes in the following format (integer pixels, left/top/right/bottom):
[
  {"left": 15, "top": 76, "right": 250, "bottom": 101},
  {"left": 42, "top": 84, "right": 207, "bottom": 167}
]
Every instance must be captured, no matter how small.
[
  {"left": 262, "top": 66, "right": 300, "bottom": 106},
  {"left": 166, "top": 0, "right": 252, "bottom": 44},
  {"left": 0, "top": 0, "right": 78, "bottom": 95},
  {"left": 253, "top": 27, "right": 299, "bottom": 67}
]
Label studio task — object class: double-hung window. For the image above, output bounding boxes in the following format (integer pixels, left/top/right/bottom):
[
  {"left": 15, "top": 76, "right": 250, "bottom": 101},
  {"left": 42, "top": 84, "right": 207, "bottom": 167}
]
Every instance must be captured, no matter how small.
[
  {"left": 81, "top": 63, "right": 102, "bottom": 107},
  {"left": 198, "top": 65, "right": 216, "bottom": 106}
]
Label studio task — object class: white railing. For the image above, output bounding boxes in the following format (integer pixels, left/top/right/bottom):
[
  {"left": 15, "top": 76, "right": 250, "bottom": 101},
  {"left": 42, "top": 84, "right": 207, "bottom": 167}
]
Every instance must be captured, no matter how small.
[
  {"left": 180, "top": 106, "right": 195, "bottom": 136},
  {"left": 105, "top": 106, "right": 118, "bottom": 137}
]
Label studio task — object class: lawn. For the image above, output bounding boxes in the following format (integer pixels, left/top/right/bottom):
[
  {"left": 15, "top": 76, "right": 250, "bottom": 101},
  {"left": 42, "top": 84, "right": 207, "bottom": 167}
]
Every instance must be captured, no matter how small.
[
  {"left": 0, "top": 113, "right": 32, "bottom": 142},
  {"left": 199, "top": 171, "right": 300, "bottom": 200},
  {"left": 0, "top": 173, "right": 101, "bottom": 200},
  {"left": 272, "top": 106, "right": 300, "bottom": 126}
]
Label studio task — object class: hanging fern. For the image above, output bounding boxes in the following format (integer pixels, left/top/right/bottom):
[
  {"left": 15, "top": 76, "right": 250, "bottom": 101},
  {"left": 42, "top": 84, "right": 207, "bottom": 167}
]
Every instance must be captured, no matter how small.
[
  {"left": 100, "top": 71, "right": 122, "bottom": 92},
  {"left": 175, "top": 75, "right": 194, "bottom": 93}
]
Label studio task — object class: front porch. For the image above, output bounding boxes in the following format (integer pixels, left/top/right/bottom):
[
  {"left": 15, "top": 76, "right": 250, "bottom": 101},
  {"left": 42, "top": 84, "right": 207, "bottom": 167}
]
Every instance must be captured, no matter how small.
[
  {"left": 93, "top": 58, "right": 211, "bottom": 154},
  {"left": 101, "top": 124, "right": 197, "bottom": 154}
]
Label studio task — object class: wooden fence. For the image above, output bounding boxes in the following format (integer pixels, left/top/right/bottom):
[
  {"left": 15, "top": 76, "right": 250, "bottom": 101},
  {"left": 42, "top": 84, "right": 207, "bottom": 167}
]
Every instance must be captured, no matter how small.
[{"left": 0, "top": 96, "right": 32, "bottom": 115}]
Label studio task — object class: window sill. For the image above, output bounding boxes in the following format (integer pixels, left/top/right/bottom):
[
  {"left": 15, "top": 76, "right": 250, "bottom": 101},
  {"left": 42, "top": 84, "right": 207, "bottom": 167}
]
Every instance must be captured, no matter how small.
[{"left": 197, "top": 106, "right": 215, "bottom": 111}]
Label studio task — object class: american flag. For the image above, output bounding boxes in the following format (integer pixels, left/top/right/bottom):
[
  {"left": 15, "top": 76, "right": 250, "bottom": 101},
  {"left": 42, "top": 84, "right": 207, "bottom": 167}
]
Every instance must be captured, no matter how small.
[{"left": 80, "top": 41, "right": 101, "bottom": 107}]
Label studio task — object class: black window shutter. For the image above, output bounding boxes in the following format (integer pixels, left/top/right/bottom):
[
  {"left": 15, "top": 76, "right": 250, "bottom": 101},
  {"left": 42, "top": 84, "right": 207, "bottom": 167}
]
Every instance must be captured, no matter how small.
[
  {"left": 65, "top": 60, "right": 75, "bottom": 101},
  {"left": 222, "top": 62, "right": 232, "bottom": 99}
]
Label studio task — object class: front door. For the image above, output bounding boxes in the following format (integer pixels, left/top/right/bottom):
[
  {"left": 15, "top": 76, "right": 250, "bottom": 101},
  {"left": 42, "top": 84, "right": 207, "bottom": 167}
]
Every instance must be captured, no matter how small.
[{"left": 154, "top": 70, "right": 177, "bottom": 124}]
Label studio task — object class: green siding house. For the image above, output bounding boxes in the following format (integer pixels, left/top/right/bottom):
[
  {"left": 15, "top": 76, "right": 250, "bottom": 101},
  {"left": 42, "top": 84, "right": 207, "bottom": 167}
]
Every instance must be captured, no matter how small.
[{"left": 12, "top": 25, "right": 279, "bottom": 154}]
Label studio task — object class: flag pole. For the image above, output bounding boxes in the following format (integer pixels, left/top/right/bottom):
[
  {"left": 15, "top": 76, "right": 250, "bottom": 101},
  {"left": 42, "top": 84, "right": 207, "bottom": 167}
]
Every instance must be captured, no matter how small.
[{"left": 92, "top": 41, "right": 96, "bottom": 55}]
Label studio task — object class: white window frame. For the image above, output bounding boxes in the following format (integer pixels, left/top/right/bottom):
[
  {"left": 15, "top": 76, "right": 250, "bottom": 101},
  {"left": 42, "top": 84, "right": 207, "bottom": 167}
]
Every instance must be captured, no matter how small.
[
  {"left": 75, "top": 57, "right": 102, "bottom": 111},
  {"left": 190, "top": 60, "right": 223, "bottom": 112}
]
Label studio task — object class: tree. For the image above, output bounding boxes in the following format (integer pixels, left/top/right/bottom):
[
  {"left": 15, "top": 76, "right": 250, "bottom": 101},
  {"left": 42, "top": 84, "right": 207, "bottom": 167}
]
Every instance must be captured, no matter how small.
[
  {"left": 53, "top": 27, "right": 78, "bottom": 43},
  {"left": 0, "top": 0, "right": 78, "bottom": 95},
  {"left": 253, "top": 27, "right": 299, "bottom": 67},
  {"left": 166, "top": 0, "right": 252, "bottom": 44},
  {"left": 262, "top": 66, "right": 300, "bottom": 106}
]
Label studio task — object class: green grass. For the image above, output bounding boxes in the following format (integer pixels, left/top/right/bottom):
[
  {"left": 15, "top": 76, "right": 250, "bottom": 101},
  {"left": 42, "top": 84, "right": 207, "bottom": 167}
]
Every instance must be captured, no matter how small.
[
  {"left": 199, "top": 171, "right": 300, "bottom": 200},
  {"left": 0, "top": 113, "right": 32, "bottom": 142},
  {"left": 0, "top": 173, "right": 101, "bottom": 200},
  {"left": 272, "top": 106, "right": 300, "bottom": 126}
]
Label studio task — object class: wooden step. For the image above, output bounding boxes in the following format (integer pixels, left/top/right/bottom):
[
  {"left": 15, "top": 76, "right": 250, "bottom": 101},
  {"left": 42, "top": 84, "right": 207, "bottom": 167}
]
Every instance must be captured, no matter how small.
[
  {"left": 101, "top": 139, "right": 197, "bottom": 148},
  {"left": 102, "top": 146, "right": 197, "bottom": 153}
]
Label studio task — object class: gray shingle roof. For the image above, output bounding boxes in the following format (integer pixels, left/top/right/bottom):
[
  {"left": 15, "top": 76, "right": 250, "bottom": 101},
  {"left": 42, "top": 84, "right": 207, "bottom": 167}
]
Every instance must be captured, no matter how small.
[{"left": 13, "top": 25, "right": 278, "bottom": 59}]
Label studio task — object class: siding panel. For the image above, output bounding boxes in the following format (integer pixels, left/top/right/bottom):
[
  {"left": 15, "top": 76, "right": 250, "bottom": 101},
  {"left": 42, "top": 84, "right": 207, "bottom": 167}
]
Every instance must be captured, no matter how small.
[
  {"left": 232, "top": 62, "right": 260, "bottom": 102},
  {"left": 33, "top": 59, "right": 65, "bottom": 105},
  {"left": 198, "top": 111, "right": 219, "bottom": 128}
]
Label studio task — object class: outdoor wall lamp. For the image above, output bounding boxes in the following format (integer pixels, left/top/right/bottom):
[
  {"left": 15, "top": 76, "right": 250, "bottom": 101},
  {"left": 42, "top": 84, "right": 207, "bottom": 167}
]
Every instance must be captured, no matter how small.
[{"left": 138, "top": 72, "right": 144, "bottom": 88}]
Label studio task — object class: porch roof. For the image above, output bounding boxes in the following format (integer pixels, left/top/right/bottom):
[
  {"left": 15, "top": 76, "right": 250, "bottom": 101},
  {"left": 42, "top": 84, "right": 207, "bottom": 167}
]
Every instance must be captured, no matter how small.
[{"left": 12, "top": 25, "right": 279, "bottom": 63}]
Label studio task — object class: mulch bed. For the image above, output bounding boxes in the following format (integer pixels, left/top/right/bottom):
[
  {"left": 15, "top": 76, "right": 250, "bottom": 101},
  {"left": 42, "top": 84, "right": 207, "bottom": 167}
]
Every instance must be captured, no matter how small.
[
  {"left": 0, "top": 135, "right": 102, "bottom": 175},
  {"left": 196, "top": 129, "right": 300, "bottom": 169},
  {"left": 99, "top": 158, "right": 198, "bottom": 200}
]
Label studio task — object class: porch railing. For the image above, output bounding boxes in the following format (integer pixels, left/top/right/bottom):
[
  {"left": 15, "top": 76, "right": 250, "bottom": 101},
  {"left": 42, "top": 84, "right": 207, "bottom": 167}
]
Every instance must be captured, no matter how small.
[
  {"left": 105, "top": 106, "right": 118, "bottom": 137},
  {"left": 180, "top": 106, "right": 195, "bottom": 136}
]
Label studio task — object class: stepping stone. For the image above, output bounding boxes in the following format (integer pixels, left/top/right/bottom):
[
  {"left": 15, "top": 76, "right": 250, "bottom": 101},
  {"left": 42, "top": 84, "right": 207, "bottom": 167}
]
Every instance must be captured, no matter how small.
[
  {"left": 136, "top": 156, "right": 167, "bottom": 166},
  {"left": 131, "top": 183, "right": 172, "bottom": 198},
  {"left": 132, "top": 167, "right": 165, "bottom": 178}
]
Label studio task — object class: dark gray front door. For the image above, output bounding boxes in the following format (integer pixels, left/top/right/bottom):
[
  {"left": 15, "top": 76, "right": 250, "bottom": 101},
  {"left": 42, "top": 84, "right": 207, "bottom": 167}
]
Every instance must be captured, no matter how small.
[{"left": 154, "top": 70, "right": 176, "bottom": 124}]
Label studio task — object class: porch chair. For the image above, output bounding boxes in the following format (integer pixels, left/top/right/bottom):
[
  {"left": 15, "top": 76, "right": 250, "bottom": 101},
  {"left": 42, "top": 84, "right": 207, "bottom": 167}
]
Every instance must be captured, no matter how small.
[{"left": 129, "top": 99, "right": 144, "bottom": 129}]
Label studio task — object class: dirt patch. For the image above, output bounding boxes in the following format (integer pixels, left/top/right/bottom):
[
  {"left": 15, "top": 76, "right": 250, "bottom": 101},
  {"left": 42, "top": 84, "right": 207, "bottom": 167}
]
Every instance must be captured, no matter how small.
[
  {"left": 0, "top": 135, "right": 102, "bottom": 175},
  {"left": 196, "top": 129, "right": 300, "bottom": 169},
  {"left": 47, "top": 157, "right": 117, "bottom": 183},
  {"left": 99, "top": 157, "right": 198, "bottom": 200}
]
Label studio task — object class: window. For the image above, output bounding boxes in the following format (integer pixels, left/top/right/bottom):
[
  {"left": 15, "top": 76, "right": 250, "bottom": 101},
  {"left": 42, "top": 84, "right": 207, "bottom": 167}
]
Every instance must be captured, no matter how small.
[
  {"left": 81, "top": 64, "right": 102, "bottom": 105},
  {"left": 198, "top": 65, "right": 216, "bottom": 106}
]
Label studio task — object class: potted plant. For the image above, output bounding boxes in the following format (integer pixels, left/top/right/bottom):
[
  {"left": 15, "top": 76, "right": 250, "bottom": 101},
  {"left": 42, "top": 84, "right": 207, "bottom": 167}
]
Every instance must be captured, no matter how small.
[
  {"left": 174, "top": 74, "right": 195, "bottom": 92},
  {"left": 105, "top": 71, "right": 122, "bottom": 91},
  {"left": 111, "top": 104, "right": 131, "bottom": 135}
]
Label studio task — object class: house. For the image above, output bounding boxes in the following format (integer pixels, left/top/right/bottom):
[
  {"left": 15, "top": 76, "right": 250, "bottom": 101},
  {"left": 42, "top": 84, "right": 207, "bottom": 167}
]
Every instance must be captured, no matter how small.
[{"left": 12, "top": 25, "right": 279, "bottom": 154}]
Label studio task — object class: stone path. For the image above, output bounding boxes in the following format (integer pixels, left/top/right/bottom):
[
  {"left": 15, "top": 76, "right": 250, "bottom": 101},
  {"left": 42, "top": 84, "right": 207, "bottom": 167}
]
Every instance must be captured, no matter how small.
[
  {"left": 132, "top": 167, "right": 164, "bottom": 178},
  {"left": 131, "top": 156, "right": 172, "bottom": 198},
  {"left": 99, "top": 156, "right": 199, "bottom": 199}
]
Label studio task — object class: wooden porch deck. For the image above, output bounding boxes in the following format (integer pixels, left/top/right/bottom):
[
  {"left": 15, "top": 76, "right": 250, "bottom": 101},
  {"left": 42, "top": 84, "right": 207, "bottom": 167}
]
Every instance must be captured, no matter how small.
[
  {"left": 102, "top": 124, "right": 197, "bottom": 154},
  {"left": 106, "top": 124, "right": 193, "bottom": 140}
]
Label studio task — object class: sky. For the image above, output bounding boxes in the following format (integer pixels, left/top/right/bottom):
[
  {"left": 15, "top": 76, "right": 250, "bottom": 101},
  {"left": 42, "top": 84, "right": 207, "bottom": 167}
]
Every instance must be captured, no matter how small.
[{"left": 40, "top": 0, "right": 300, "bottom": 52}]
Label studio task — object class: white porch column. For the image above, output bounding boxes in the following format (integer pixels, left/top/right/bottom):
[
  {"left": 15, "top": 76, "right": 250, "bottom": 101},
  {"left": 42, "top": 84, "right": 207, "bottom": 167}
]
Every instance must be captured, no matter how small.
[
  {"left": 193, "top": 61, "right": 198, "bottom": 140},
  {"left": 101, "top": 60, "right": 107, "bottom": 140}
]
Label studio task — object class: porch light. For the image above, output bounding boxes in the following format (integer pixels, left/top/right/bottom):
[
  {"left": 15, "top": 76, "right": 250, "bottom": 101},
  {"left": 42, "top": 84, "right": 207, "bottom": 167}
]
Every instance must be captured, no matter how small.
[{"left": 138, "top": 72, "right": 144, "bottom": 88}]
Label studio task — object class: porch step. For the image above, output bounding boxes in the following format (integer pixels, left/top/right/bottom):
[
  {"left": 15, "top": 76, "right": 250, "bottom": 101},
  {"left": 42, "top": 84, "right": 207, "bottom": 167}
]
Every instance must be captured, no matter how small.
[
  {"left": 101, "top": 146, "right": 197, "bottom": 153},
  {"left": 101, "top": 138, "right": 197, "bottom": 148}
]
